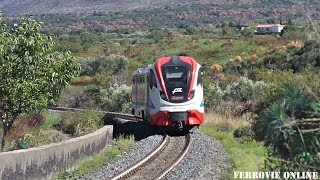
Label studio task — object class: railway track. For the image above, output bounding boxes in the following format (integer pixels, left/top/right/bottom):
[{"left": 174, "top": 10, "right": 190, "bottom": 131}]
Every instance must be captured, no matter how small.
[
  {"left": 49, "top": 107, "right": 191, "bottom": 179},
  {"left": 48, "top": 107, "right": 138, "bottom": 121},
  {"left": 110, "top": 134, "right": 191, "bottom": 180}
]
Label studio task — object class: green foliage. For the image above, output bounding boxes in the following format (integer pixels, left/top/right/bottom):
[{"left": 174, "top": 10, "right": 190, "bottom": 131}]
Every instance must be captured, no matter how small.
[
  {"left": 280, "top": 84, "right": 312, "bottom": 118},
  {"left": 254, "top": 84, "right": 312, "bottom": 140},
  {"left": 41, "top": 113, "right": 60, "bottom": 130},
  {"left": 70, "top": 76, "right": 94, "bottom": 86},
  {"left": 254, "top": 102, "right": 290, "bottom": 141},
  {"left": 0, "top": 16, "right": 80, "bottom": 151},
  {"left": 92, "top": 73, "right": 113, "bottom": 88},
  {"left": 233, "top": 126, "right": 254, "bottom": 139},
  {"left": 80, "top": 55, "right": 129, "bottom": 76},
  {"left": 220, "top": 25, "right": 239, "bottom": 37},
  {"left": 280, "top": 21, "right": 306, "bottom": 39},
  {"left": 57, "top": 110, "right": 103, "bottom": 137},
  {"left": 242, "top": 40, "right": 320, "bottom": 74},
  {"left": 99, "top": 83, "right": 132, "bottom": 113},
  {"left": 146, "top": 30, "right": 169, "bottom": 42},
  {"left": 253, "top": 84, "right": 320, "bottom": 171},
  {"left": 200, "top": 126, "right": 266, "bottom": 177},
  {"left": 203, "top": 79, "right": 224, "bottom": 110},
  {"left": 240, "top": 28, "right": 254, "bottom": 38},
  {"left": 311, "top": 102, "right": 320, "bottom": 117},
  {"left": 224, "top": 77, "right": 269, "bottom": 102}
]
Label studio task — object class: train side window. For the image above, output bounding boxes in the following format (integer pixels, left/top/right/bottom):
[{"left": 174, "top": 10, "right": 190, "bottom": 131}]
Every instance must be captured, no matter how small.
[
  {"left": 150, "top": 69, "right": 157, "bottom": 88},
  {"left": 197, "top": 68, "right": 202, "bottom": 86}
]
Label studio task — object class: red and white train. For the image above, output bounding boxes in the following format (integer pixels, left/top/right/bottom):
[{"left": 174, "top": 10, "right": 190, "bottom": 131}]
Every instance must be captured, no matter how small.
[{"left": 131, "top": 56, "right": 205, "bottom": 131}]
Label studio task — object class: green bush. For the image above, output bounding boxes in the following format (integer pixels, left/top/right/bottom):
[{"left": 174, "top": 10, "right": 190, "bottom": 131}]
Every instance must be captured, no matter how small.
[
  {"left": 233, "top": 126, "right": 254, "bottom": 139},
  {"left": 252, "top": 84, "right": 320, "bottom": 171},
  {"left": 70, "top": 76, "right": 94, "bottom": 86},
  {"left": 57, "top": 110, "right": 103, "bottom": 137},
  {"left": 224, "top": 77, "right": 269, "bottom": 102},
  {"left": 99, "top": 83, "right": 132, "bottom": 113},
  {"left": 80, "top": 55, "right": 129, "bottom": 76},
  {"left": 203, "top": 80, "right": 224, "bottom": 110},
  {"left": 92, "top": 73, "right": 113, "bottom": 88},
  {"left": 249, "top": 67, "right": 320, "bottom": 114}
]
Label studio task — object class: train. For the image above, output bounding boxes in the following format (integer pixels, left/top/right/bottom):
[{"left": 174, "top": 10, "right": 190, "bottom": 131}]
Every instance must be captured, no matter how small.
[{"left": 131, "top": 55, "right": 205, "bottom": 131}]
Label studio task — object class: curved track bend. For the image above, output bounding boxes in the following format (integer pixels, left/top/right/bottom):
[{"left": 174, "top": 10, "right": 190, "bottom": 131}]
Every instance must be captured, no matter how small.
[{"left": 111, "top": 134, "right": 191, "bottom": 180}]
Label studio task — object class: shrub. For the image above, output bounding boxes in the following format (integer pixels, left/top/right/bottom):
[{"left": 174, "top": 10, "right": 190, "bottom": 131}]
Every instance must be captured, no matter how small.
[
  {"left": 252, "top": 84, "right": 319, "bottom": 171},
  {"left": 79, "top": 55, "right": 129, "bottom": 76},
  {"left": 70, "top": 76, "right": 93, "bottom": 86},
  {"left": 57, "top": 110, "right": 103, "bottom": 137},
  {"left": 99, "top": 84, "right": 132, "bottom": 113},
  {"left": 92, "top": 73, "right": 113, "bottom": 88},
  {"left": 224, "top": 77, "right": 269, "bottom": 102},
  {"left": 203, "top": 80, "right": 224, "bottom": 110},
  {"left": 233, "top": 126, "right": 254, "bottom": 139},
  {"left": 203, "top": 79, "right": 224, "bottom": 110}
]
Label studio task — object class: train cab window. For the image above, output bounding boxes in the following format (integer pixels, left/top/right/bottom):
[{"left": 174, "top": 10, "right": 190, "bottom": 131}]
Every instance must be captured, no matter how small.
[
  {"left": 197, "top": 68, "right": 202, "bottom": 86},
  {"left": 150, "top": 69, "right": 157, "bottom": 88},
  {"left": 163, "top": 66, "right": 188, "bottom": 85}
]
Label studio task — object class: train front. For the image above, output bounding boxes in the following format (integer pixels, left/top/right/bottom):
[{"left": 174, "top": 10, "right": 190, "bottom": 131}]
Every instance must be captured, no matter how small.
[{"left": 149, "top": 56, "right": 205, "bottom": 130}]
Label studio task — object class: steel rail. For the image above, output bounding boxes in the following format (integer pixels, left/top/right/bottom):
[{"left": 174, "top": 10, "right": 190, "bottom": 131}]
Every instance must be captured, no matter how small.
[
  {"left": 48, "top": 107, "right": 191, "bottom": 179},
  {"left": 110, "top": 135, "right": 169, "bottom": 180},
  {"left": 154, "top": 134, "right": 191, "bottom": 180},
  {"left": 110, "top": 134, "right": 191, "bottom": 180},
  {"left": 48, "top": 106, "right": 138, "bottom": 121}
]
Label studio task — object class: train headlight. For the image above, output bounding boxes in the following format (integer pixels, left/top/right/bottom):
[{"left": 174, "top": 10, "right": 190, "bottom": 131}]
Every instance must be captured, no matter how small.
[
  {"left": 188, "top": 90, "right": 195, "bottom": 100},
  {"left": 160, "top": 91, "right": 168, "bottom": 101}
]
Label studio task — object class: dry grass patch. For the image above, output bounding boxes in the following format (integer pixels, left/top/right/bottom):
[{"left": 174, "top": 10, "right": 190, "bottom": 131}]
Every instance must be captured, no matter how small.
[{"left": 203, "top": 112, "right": 251, "bottom": 132}]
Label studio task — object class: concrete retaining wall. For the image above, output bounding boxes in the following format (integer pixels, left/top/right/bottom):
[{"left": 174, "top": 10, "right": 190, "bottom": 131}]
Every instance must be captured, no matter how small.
[{"left": 0, "top": 125, "right": 113, "bottom": 180}]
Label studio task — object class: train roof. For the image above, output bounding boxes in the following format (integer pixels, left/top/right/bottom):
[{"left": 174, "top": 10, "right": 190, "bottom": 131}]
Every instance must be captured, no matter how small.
[{"left": 133, "top": 64, "right": 152, "bottom": 76}]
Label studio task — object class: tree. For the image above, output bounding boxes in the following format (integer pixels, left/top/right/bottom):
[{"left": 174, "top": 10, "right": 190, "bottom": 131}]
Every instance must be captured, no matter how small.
[
  {"left": 0, "top": 16, "right": 80, "bottom": 151},
  {"left": 240, "top": 28, "right": 254, "bottom": 38},
  {"left": 81, "top": 55, "right": 129, "bottom": 76}
]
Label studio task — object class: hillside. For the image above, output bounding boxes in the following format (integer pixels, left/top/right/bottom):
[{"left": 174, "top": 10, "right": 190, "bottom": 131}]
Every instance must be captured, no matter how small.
[
  {"left": 1, "top": 0, "right": 319, "bottom": 18},
  {"left": 0, "top": 0, "right": 211, "bottom": 15}
]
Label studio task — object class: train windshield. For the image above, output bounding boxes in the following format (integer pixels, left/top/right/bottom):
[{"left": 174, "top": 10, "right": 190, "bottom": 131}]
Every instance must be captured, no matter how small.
[
  {"left": 162, "top": 65, "right": 190, "bottom": 102},
  {"left": 163, "top": 66, "right": 188, "bottom": 85}
]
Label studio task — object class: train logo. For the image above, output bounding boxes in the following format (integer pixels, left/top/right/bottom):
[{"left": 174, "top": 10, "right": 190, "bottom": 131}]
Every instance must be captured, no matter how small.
[
  {"left": 131, "top": 55, "right": 205, "bottom": 131},
  {"left": 172, "top": 88, "right": 183, "bottom": 94}
]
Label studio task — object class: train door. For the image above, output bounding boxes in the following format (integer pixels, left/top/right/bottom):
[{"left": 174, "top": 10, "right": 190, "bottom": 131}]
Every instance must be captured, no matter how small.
[
  {"left": 144, "top": 73, "right": 150, "bottom": 120},
  {"left": 132, "top": 76, "right": 137, "bottom": 115}
]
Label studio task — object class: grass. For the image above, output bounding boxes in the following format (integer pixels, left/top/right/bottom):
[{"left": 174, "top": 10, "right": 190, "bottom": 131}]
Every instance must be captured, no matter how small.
[
  {"left": 73, "top": 32, "right": 275, "bottom": 68},
  {"left": 55, "top": 135, "right": 135, "bottom": 179},
  {"left": 41, "top": 113, "right": 60, "bottom": 130},
  {"left": 200, "top": 112, "right": 266, "bottom": 179}
]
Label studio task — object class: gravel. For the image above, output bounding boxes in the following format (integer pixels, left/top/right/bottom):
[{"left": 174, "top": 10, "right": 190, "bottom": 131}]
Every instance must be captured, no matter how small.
[
  {"left": 81, "top": 134, "right": 163, "bottom": 180},
  {"left": 81, "top": 127, "right": 229, "bottom": 180},
  {"left": 163, "top": 128, "right": 230, "bottom": 180}
]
